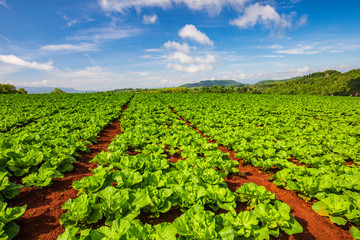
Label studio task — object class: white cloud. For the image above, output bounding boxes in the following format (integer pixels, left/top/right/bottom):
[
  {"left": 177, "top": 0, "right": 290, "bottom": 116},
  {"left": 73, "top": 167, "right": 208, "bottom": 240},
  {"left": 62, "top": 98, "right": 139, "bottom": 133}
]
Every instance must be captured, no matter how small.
[
  {"left": 173, "top": 0, "right": 248, "bottom": 15},
  {"left": 156, "top": 25, "right": 216, "bottom": 73},
  {"left": 161, "top": 25, "right": 216, "bottom": 73},
  {"left": 98, "top": 0, "right": 171, "bottom": 13},
  {"left": 230, "top": 3, "right": 307, "bottom": 35},
  {"left": 132, "top": 71, "right": 149, "bottom": 76},
  {"left": 296, "top": 14, "right": 308, "bottom": 27},
  {"left": 0, "top": 55, "right": 54, "bottom": 71},
  {"left": 98, "top": 0, "right": 247, "bottom": 15},
  {"left": 178, "top": 24, "right": 213, "bottom": 46},
  {"left": 57, "top": 12, "right": 94, "bottom": 27},
  {"left": 168, "top": 52, "right": 195, "bottom": 64},
  {"left": 258, "top": 55, "right": 284, "bottom": 58},
  {"left": 0, "top": 65, "right": 19, "bottom": 80},
  {"left": 268, "top": 44, "right": 283, "bottom": 49},
  {"left": 287, "top": 66, "right": 311, "bottom": 74},
  {"left": 143, "top": 14, "right": 158, "bottom": 24},
  {"left": 168, "top": 52, "right": 215, "bottom": 65},
  {"left": 23, "top": 79, "right": 50, "bottom": 86},
  {"left": 217, "top": 66, "right": 313, "bottom": 83},
  {"left": 275, "top": 45, "right": 319, "bottom": 54},
  {"left": 68, "top": 26, "right": 140, "bottom": 42},
  {"left": 41, "top": 43, "right": 98, "bottom": 52},
  {"left": 0, "top": 0, "right": 7, "bottom": 7},
  {"left": 46, "top": 67, "right": 158, "bottom": 90},
  {"left": 329, "top": 43, "right": 360, "bottom": 53},
  {"left": 167, "top": 63, "right": 214, "bottom": 73},
  {"left": 167, "top": 52, "right": 216, "bottom": 73},
  {"left": 163, "top": 41, "right": 191, "bottom": 53},
  {"left": 144, "top": 48, "right": 163, "bottom": 52},
  {"left": 230, "top": 3, "right": 288, "bottom": 29},
  {"left": 44, "top": 66, "right": 119, "bottom": 90},
  {"left": 61, "top": 66, "right": 106, "bottom": 79}
]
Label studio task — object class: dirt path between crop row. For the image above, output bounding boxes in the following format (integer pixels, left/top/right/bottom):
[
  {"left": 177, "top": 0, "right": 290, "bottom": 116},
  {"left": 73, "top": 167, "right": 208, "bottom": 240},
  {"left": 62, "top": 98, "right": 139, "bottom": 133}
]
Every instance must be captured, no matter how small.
[
  {"left": 8, "top": 105, "right": 130, "bottom": 240},
  {"left": 168, "top": 106, "right": 353, "bottom": 240}
]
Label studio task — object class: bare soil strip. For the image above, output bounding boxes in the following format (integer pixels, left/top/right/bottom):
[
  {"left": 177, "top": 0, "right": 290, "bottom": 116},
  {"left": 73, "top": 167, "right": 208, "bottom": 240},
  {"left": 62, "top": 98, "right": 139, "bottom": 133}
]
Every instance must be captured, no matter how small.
[
  {"left": 168, "top": 107, "right": 353, "bottom": 240},
  {"left": 9, "top": 104, "right": 130, "bottom": 240}
]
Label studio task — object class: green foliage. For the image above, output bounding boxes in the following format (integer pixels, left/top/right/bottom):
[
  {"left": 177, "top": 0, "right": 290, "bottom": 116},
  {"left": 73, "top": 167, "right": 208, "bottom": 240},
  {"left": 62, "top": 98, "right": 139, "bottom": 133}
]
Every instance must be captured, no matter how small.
[
  {"left": 312, "top": 193, "right": 360, "bottom": 225},
  {"left": 51, "top": 88, "right": 66, "bottom": 94},
  {"left": 16, "top": 88, "right": 27, "bottom": 94},
  {"left": 173, "top": 203, "right": 302, "bottom": 240},
  {"left": 254, "top": 69, "right": 360, "bottom": 95},
  {"left": 0, "top": 84, "right": 27, "bottom": 94},
  {"left": 350, "top": 226, "right": 360, "bottom": 239},
  {"left": 157, "top": 92, "right": 360, "bottom": 238},
  {"left": 180, "top": 80, "right": 244, "bottom": 88},
  {"left": 56, "top": 93, "right": 304, "bottom": 240},
  {"left": 236, "top": 182, "right": 276, "bottom": 208},
  {"left": 0, "top": 84, "right": 17, "bottom": 94},
  {"left": 0, "top": 202, "right": 26, "bottom": 240},
  {"left": 0, "top": 93, "right": 133, "bottom": 187}
]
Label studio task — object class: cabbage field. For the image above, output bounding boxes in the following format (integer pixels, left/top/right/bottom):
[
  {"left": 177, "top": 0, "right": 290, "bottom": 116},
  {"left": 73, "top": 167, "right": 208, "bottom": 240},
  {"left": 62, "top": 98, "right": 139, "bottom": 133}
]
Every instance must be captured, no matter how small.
[{"left": 1, "top": 93, "right": 360, "bottom": 240}]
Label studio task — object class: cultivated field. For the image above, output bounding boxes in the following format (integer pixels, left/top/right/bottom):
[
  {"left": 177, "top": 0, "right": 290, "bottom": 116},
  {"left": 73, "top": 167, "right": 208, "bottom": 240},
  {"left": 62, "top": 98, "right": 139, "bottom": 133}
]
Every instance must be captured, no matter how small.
[{"left": 0, "top": 93, "right": 359, "bottom": 239}]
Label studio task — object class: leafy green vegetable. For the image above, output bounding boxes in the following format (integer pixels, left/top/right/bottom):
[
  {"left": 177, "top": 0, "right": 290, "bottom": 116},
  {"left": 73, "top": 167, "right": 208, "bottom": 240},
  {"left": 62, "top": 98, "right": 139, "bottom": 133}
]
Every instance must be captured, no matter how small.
[
  {"left": 0, "top": 202, "right": 26, "bottom": 240},
  {"left": 350, "top": 226, "right": 360, "bottom": 240},
  {"left": 236, "top": 182, "right": 276, "bottom": 208}
]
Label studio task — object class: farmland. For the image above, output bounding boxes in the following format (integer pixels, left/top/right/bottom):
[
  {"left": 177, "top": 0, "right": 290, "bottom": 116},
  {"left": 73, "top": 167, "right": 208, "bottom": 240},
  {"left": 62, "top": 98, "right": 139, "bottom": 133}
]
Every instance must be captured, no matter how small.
[{"left": 1, "top": 93, "right": 360, "bottom": 239}]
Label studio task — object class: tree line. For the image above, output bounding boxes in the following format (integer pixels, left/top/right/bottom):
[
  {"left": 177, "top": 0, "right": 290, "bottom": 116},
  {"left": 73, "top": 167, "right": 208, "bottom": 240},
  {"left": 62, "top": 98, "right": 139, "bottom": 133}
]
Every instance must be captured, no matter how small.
[
  {"left": 0, "top": 84, "right": 67, "bottom": 94},
  {"left": 0, "top": 84, "right": 27, "bottom": 94}
]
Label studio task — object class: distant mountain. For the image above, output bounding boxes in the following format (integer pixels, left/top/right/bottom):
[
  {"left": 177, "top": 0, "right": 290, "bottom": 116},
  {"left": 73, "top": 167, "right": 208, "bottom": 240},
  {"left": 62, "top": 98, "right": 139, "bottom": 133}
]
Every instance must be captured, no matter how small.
[
  {"left": 252, "top": 69, "right": 360, "bottom": 95},
  {"left": 16, "top": 86, "right": 96, "bottom": 94},
  {"left": 180, "top": 80, "right": 245, "bottom": 88}
]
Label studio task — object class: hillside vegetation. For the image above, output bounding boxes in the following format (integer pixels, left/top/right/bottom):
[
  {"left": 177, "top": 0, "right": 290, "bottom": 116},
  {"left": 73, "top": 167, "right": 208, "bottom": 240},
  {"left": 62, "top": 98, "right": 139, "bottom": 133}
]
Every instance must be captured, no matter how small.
[
  {"left": 0, "top": 83, "right": 27, "bottom": 94},
  {"left": 254, "top": 69, "right": 360, "bottom": 95},
  {"left": 180, "top": 80, "right": 244, "bottom": 88}
]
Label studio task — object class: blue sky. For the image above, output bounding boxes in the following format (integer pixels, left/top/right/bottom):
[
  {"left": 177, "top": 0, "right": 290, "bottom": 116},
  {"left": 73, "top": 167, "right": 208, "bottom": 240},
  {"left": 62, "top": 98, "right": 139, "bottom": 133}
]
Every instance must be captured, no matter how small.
[{"left": 0, "top": 0, "right": 360, "bottom": 90}]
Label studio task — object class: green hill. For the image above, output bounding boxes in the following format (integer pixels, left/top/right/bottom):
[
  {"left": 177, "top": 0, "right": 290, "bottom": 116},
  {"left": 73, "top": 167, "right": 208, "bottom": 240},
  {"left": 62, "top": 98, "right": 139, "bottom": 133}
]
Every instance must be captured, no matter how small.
[
  {"left": 253, "top": 69, "right": 360, "bottom": 95},
  {"left": 255, "top": 77, "right": 300, "bottom": 85},
  {"left": 180, "top": 80, "right": 244, "bottom": 88}
]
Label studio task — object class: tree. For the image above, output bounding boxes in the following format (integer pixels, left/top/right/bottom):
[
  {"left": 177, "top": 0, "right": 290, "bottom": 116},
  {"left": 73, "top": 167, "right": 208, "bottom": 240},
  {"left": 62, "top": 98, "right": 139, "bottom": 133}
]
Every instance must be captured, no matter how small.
[
  {"left": 51, "top": 88, "right": 66, "bottom": 94},
  {"left": 0, "top": 83, "right": 17, "bottom": 94},
  {"left": 16, "top": 88, "right": 27, "bottom": 94}
]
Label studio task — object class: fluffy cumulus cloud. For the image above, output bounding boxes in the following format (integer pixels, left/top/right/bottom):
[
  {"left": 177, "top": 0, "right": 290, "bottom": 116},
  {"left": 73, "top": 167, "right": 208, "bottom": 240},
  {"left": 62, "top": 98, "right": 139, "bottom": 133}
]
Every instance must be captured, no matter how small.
[
  {"left": 164, "top": 25, "right": 216, "bottom": 73},
  {"left": 173, "top": 0, "right": 248, "bottom": 15},
  {"left": 178, "top": 24, "right": 213, "bottom": 46},
  {"left": 98, "top": 0, "right": 247, "bottom": 15},
  {"left": 230, "top": 3, "right": 307, "bottom": 34},
  {"left": 142, "top": 14, "right": 158, "bottom": 24},
  {"left": 163, "top": 41, "right": 191, "bottom": 53},
  {"left": 0, "top": 55, "right": 54, "bottom": 71},
  {"left": 166, "top": 50, "right": 216, "bottom": 73},
  {"left": 230, "top": 3, "right": 288, "bottom": 29}
]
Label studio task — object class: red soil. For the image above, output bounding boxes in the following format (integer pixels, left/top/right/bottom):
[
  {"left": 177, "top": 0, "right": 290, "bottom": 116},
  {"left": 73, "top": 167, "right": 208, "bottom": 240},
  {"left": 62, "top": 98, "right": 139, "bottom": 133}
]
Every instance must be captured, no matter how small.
[
  {"left": 9, "top": 120, "right": 123, "bottom": 240},
  {"left": 344, "top": 161, "right": 359, "bottom": 166},
  {"left": 168, "top": 107, "right": 353, "bottom": 240}
]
